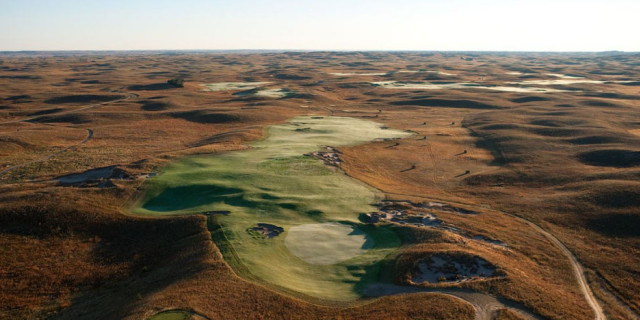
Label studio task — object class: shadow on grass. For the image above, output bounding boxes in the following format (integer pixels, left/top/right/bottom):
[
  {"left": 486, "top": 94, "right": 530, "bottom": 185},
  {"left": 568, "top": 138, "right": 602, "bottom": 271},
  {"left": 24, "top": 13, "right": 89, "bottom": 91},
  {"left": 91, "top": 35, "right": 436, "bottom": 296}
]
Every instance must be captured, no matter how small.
[
  {"left": 128, "top": 83, "right": 175, "bottom": 91},
  {"left": 0, "top": 204, "right": 214, "bottom": 320},
  {"left": 44, "top": 94, "right": 123, "bottom": 104},
  {"left": 143, "top": 185, "right": 253, "bottom": 212},
  {"left": 587, "top": 213, "right": 640, "bottom": 237}
]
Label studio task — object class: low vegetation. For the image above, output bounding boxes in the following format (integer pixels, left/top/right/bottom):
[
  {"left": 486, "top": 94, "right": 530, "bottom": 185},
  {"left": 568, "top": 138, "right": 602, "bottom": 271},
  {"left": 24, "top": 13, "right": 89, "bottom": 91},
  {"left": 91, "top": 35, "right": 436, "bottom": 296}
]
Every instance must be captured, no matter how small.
[{"left": 1, "top": 51, "right": 639, "bottom": 320}]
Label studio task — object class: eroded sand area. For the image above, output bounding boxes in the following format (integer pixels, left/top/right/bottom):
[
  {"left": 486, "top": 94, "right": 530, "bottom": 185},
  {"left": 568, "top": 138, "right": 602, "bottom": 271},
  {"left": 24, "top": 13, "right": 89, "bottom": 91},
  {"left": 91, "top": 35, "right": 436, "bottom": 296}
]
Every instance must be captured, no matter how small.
[{"left": 133, "top": 116, "right": 412, "bottom": 300}]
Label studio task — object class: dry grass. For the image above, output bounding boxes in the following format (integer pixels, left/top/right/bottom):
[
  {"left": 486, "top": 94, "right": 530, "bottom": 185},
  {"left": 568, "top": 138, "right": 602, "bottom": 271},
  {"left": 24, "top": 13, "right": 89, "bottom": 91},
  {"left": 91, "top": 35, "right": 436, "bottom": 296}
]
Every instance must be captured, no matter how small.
[{"left": 1, "top": 51, "right": 639, "bottom": 319}]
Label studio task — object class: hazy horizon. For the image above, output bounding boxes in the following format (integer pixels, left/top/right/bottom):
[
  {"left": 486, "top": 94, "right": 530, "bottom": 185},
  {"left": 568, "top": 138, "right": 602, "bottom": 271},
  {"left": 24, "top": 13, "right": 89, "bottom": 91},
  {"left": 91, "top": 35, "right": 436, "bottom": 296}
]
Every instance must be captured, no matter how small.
[{"left": 2, "top": 0, "right": 639, "bottom": 52}]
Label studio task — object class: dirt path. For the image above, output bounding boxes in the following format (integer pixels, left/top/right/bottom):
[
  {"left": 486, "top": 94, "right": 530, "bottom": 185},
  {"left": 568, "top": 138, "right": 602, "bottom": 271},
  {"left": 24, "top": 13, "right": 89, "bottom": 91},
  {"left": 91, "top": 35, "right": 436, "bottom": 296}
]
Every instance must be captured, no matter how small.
[
  {"left": 383, "top": 191, "right": 606, "bottom": 320},
  {"left": 422, "top": 140, "right": 439, "bottom": 185},
  {"left": 517, "top": 219, "right": 606, "bottom": 320},
  {"left": 1, "top": 92, "right": 137, "bottom": 177},
  {"left": 0, "top": 128, "right": 93, "bottom": 176},
  {"left": 362, "top": 283, "right": 543, "bottom": 320},
  {"left": 0, "top": 93, "right": 138, "bottom": 125}
]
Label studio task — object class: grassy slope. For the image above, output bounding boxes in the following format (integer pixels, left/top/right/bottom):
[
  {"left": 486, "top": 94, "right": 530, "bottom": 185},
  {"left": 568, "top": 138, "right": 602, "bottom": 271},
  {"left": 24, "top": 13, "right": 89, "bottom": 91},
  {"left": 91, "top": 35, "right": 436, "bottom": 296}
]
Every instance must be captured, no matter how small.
[
  {"left": 132, "top": 116, "right": 412, "bottom": 300},
  {"left": 2, "top": 52, "right": 638, "bottom": 319}
]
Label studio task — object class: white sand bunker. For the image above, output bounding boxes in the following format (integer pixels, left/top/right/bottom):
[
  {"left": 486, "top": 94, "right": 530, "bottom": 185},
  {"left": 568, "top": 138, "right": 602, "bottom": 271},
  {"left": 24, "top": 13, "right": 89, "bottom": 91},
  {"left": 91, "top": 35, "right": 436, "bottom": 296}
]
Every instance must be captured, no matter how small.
[
  {"left": 201, "top": 82, "right": 272, "bottom": 91},
  {"left": 412, "top": 255, "right": 497, "bottom": 284},
  {"left": 285, "top": 223, "right": 374, "bottom": 265}
]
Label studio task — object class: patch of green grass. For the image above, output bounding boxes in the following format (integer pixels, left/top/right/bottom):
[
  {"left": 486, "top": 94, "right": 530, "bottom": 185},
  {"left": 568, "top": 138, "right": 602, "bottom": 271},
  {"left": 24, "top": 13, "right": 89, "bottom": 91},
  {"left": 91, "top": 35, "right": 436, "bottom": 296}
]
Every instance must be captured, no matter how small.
[
  {"left": 132, "top": 116, "right": 412, "bottom": 300},
  {"left": 147, "top": 310, "right": 190, "bottom": 320}
]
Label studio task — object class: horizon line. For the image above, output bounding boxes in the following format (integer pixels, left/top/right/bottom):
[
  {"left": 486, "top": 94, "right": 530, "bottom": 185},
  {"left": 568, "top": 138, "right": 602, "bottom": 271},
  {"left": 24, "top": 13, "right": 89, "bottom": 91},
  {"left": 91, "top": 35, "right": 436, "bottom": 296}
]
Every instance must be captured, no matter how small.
[{"left": 1, "top": 49, "right": 637, "bottom": 54}]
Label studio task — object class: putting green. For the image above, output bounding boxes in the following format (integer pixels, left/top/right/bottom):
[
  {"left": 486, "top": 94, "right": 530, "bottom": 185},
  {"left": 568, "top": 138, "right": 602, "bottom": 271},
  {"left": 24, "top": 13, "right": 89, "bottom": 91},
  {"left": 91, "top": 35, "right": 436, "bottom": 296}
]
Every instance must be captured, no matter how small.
[
  {"left": 132, "top": 116, "right": 412, "bottom": 301},
  {"left": 285, "top": 223, "right": 374, "bottom": 265}
]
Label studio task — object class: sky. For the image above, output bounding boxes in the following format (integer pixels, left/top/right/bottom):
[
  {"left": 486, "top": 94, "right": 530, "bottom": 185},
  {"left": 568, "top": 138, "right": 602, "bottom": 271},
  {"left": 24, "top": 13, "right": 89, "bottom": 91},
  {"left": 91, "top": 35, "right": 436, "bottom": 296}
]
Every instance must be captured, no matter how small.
[{"left": 1, "top": 0, "right": 639, "bottom": 51}]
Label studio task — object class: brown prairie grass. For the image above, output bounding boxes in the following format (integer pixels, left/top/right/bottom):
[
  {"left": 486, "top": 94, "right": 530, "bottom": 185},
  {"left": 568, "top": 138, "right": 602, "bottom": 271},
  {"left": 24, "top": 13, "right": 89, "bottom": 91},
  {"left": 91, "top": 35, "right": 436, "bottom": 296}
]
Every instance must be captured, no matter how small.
[{"left": 1, "top": 51, "right": 639, "bottom": 319}]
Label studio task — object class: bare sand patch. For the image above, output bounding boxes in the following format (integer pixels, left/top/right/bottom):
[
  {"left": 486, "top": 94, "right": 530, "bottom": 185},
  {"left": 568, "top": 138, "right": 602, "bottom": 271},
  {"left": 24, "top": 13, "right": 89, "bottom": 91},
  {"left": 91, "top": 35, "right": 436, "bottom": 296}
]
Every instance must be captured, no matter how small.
[
  {"left": 250, "top": 223, "right": 284, "bottom": 238},
  {"left": 412, "top": 255, "right": 497, "bottom": 284}
]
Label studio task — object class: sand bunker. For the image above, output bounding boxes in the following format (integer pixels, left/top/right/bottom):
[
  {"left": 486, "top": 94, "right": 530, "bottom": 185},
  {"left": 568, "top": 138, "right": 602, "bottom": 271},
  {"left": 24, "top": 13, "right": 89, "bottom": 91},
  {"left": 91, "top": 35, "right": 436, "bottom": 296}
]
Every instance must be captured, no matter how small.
[
  {"left": 371, "top": 81, "right": 568, "bottom": 93},
  {"left": 250, "top": 223, "right": 284, "bottom": 238},
  {"left": 310, "top": 146, "right": 342, "bottom": 167},
  {"left": 285, "top": 223, "right": 374, "bottom": 265},
  {"left": 365, "top": 209, "right": 441, "bottom": 227},
  {"left": 419, "top": 202, "right": 479, "bottom": 215},
  {"left": 201, "top": 82, "right": 272, "bottom": 91},
  {"left": 412, "top": 255, "right": 497, "bottom": 284}
]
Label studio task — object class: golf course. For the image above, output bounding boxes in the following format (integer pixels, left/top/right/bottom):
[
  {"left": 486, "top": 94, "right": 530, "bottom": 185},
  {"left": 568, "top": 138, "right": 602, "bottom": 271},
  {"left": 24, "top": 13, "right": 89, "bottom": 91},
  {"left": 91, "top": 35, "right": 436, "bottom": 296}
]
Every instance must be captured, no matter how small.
[{"left": 132, "top": 116, "right": 413, "bottom": 300}]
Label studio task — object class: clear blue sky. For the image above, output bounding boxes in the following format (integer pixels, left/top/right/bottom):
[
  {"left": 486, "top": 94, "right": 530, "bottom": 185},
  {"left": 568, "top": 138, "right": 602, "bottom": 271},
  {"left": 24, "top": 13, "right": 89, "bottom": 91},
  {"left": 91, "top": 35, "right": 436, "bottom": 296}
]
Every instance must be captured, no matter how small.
[{"left": 1, "top": 0, "right": 638, "bottom": 51}]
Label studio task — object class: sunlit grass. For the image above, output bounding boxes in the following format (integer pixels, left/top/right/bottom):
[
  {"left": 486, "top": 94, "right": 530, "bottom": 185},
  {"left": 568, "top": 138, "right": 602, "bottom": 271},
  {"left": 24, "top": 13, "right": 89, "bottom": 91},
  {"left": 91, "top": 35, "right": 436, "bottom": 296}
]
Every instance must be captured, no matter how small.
[{"left": 132, "top": 116, "right": 412, "bottom": 300}]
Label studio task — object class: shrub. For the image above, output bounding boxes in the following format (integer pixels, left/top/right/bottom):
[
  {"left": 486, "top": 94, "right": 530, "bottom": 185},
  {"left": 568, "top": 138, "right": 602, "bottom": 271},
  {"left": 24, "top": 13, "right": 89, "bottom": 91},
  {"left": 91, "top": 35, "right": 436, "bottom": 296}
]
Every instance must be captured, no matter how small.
[{"left": 167, "top": 78, "right": 185, "bottom": 88}]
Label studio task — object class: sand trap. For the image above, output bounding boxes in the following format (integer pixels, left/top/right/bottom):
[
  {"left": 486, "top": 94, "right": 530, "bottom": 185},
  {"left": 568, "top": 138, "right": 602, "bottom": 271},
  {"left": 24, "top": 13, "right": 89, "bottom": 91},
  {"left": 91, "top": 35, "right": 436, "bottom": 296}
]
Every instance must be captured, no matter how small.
[
  {"left": 412, "top": 255, "right": 496, "bottom": 284},
  {"left": 285, "top": 223, "right": 374, "bottom": 265},
  {"left": 366, "top": 209, "right": 441, "bottom": 227},
  {"left": 251, "top": 223, "right": 284, "bottom": 238},
  {"left": 201, "top": 82, "right": 272, "bottom": 91},
  {"left": 371, "top": 81, "right": 568, "bottom": 93}
]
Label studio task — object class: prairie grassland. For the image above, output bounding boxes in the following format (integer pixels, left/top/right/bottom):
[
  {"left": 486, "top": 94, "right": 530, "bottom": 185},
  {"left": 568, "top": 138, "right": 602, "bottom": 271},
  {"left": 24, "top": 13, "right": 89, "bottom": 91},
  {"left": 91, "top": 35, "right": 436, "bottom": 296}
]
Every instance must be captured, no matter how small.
[{"left": 1, "top": 51, "right": 639, "bottom": 320}]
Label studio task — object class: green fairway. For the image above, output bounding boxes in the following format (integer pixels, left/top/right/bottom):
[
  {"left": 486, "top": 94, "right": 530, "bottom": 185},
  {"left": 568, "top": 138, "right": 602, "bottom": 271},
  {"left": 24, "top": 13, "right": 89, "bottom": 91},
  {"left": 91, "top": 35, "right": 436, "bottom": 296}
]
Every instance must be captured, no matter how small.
[{"left": 132, "top": 116, "right": 412, "bottom": 300}]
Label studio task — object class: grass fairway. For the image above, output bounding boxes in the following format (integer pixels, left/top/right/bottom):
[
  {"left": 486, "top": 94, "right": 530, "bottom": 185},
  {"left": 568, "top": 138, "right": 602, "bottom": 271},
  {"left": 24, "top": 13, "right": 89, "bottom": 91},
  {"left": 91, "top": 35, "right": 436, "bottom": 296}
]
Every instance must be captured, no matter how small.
[{"left": 132, "top": 116, "right": 412, "bottom": 301}]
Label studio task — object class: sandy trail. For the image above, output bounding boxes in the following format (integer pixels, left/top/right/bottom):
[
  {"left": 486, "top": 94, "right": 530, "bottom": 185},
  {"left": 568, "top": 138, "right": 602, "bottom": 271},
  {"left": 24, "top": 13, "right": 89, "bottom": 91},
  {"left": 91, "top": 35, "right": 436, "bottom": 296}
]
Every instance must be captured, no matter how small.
[
  {"left": 362, "top": 283, "right": 543, "bottom": 320},
  {"left": 517, "top": 219, "right": 606, "bottom": 320},
  {"left": 0, "top": 128, "right": 94, "bottom": 176},
  {"left": 0, "top": 93, "right": 138, "bottom": 125},
  {"left": 382, "top": 191, "right": 607, "bottom": 320},
  {"left": 1, "top": 92, "right": 138, "bottom": 177}
]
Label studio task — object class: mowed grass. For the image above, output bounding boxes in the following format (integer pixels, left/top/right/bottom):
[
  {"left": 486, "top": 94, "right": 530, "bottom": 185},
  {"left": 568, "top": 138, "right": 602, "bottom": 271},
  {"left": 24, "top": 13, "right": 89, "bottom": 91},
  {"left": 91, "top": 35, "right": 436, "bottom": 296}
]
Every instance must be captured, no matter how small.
[
  {"left": 147, "top": 310, "right": 191, "bottom": 320},
  {"left": 132, "top": 116, "right": 412, "bottom": 300}
]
